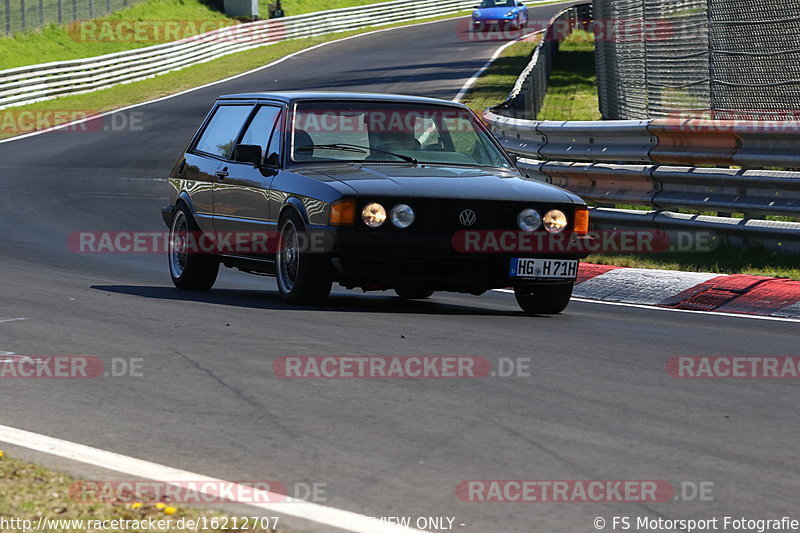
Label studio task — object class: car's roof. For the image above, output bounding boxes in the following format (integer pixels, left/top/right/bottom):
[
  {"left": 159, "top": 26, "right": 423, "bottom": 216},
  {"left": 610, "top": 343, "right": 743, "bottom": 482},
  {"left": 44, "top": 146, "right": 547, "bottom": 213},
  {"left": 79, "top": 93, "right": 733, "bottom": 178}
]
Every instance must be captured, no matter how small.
[{"left": 217, "top": 91, "right": 468, "bottom": 108}]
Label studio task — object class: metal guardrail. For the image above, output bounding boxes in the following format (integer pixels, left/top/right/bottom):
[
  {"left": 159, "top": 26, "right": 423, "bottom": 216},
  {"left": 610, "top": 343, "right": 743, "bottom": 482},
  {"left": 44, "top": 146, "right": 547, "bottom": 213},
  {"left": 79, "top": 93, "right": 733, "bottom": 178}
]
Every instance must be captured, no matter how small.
[
  {"left": 486, "top": 113, "right": 800, "bottom": 167},
  {"left": 0, "top": 0, "right": 484, "bottom": 109},
  {"left": 484, "top": 110, "right": 800, "bottom": 250}
]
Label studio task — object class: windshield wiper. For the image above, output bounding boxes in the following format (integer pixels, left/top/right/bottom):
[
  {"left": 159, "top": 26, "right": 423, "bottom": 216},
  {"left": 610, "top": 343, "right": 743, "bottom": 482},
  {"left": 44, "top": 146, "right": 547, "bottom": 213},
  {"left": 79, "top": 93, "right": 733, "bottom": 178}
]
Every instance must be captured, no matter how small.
[
  {"left": 296, "top": 144, "right": 366, "bottom": 154},
  {"left": 297, "top": 143, "right": 418, "bottom": 165}
]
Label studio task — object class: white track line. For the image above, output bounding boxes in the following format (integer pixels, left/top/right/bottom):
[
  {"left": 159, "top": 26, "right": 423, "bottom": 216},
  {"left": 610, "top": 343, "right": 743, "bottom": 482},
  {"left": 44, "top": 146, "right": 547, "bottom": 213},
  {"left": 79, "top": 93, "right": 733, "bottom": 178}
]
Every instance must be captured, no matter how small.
[
  {"left": 453, "top": 30, "right": 544, "bottom": 103},
  {"left": 0, "top": 424, "right": 426, "bottom": 533},
  {"left": 0, "top": 317, "right": 26, "bottom": 323},
  {"left": 493, "top": 289, "right": 800, "bottom": 323}
]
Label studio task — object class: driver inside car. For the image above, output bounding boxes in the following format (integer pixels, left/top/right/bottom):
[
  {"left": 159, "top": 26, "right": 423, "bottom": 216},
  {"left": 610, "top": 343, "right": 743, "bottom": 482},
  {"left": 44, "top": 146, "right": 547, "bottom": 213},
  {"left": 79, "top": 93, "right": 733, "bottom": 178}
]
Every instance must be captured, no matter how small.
[{"left": 372, "top": 130, "right": 421, "bottom": 155}]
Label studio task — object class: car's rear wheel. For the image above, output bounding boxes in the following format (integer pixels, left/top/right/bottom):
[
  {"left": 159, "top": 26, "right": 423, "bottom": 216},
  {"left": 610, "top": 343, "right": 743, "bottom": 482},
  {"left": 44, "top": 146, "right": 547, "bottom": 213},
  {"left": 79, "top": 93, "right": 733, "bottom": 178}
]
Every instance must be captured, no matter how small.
[
  {"left": 276, "top": 210, "right": 332, "bottom": 304},
  {"left": 514, "top": 282, "right": 573, "bottom": 314},
  {"left": 168, "top": 204, "right": 219, "bottom": 291},
  {"left": 394, "top": 286, "right": 434, "bottom": 300}
]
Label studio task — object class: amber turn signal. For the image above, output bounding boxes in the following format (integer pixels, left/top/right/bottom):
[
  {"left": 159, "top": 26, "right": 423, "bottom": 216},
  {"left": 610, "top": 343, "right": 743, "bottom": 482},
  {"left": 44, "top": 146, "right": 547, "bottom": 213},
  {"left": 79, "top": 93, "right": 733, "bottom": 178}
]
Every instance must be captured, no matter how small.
[
  {"left": 574, "top": 207, "right": 589, "bottom": 234},
  {"left": 330, "top": 200, "right": 356, "bottom": 225}
]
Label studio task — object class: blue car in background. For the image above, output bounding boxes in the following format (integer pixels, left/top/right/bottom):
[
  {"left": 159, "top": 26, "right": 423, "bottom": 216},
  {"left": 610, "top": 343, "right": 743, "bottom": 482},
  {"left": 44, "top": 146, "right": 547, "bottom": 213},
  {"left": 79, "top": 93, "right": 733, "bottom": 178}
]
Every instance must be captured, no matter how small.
[{"left": 472, "top": 0, "right": 528, "bottom": 30}]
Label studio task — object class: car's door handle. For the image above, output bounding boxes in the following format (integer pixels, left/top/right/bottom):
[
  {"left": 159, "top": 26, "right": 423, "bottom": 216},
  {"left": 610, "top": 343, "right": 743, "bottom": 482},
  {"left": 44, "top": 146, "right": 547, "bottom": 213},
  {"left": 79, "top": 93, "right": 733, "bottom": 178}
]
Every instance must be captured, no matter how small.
[{"left": 215, "top": 169, "right": 229, "bottom": 180}]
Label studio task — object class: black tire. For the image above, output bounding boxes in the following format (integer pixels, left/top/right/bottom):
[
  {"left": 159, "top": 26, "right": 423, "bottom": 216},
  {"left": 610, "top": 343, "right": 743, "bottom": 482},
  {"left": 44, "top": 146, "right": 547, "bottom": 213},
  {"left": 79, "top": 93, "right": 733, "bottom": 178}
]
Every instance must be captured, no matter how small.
[
  {"left": 276, "top": 210, "right": 332, "bottom": 304},
  {"left": 168, "top": 203, "right": 219, "bottom": 291},
  {"left": 514, "top": 282, "right": 573, "bottom": 315},
  {"left": 394, "top": 286, "right": 434, "bottom": 300}
]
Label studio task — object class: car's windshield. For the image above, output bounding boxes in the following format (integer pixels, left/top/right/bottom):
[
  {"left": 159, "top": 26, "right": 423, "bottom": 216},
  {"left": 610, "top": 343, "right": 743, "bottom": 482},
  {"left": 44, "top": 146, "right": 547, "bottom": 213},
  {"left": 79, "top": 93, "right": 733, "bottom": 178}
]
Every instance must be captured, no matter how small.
[
  {"left": 290, "top": 101, "right": 514, "bottom": 169},
  {"left": 478, "top": 0, "right": 516, "bottom": 8}
]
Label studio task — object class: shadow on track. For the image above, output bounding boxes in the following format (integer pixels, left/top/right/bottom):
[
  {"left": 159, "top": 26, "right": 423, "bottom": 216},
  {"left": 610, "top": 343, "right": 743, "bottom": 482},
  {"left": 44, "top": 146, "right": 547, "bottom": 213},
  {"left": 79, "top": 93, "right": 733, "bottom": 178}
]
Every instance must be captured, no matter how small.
[{"left": 90, "top": 284, "right": 532, "bottom": 317}]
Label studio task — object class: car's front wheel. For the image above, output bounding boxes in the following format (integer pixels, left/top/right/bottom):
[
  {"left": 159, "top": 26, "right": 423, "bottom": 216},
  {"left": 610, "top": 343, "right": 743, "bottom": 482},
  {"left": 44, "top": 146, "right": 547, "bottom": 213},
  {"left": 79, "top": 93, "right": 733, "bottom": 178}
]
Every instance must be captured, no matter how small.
[
  {"left": 514, "top": 282, "right": 573, "bottom": 314},
  {"left": 276, "top": 210, "right": 332, "bottom": 304},
  {"left": 168, "top": 204, "right": 219, "bottom": 291}
]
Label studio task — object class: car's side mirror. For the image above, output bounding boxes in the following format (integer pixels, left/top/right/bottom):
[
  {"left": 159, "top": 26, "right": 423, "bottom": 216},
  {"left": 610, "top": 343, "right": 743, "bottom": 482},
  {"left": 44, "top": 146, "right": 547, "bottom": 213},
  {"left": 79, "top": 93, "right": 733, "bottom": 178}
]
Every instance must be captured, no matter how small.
[
  {"left": 263, "top": 152, "right": 280, "bottom": 168},
  {"left": 232, "top": 144, "right": 263, "bottom": 166}
]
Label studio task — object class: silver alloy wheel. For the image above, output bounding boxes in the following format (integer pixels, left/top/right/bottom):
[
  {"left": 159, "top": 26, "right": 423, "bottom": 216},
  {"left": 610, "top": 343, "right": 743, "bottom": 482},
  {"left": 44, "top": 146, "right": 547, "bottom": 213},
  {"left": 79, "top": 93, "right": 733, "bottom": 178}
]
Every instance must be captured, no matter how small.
[
  {"left": 277, "top": 219, "right": 300, "bottom": 294},
  {"left": 169, "top": 210, "right": 189, "bottom": 279}
]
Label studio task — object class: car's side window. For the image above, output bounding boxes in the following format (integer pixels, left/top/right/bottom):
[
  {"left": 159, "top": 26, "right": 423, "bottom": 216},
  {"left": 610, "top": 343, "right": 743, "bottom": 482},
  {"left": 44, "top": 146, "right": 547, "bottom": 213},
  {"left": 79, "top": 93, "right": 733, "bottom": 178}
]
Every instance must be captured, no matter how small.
[
  {"left": 239, "top": 105, "right": 282, "bottom": 163},
  {"left": 194, "top": 105, "right": 253, "bottom": 159},
  {"left": 265, "top": 111, "right": 284, "bottom": 164}
]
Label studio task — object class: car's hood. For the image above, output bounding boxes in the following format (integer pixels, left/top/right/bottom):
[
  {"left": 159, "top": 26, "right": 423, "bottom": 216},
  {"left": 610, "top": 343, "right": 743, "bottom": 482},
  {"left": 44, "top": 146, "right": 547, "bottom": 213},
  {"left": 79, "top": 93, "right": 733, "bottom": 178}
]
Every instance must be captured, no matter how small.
[
  {"left": 296, "top": 164, "right": 581, "bottom": 204},
  {"left": 475, "top": 7, "right": 515, "bottom": 17}
]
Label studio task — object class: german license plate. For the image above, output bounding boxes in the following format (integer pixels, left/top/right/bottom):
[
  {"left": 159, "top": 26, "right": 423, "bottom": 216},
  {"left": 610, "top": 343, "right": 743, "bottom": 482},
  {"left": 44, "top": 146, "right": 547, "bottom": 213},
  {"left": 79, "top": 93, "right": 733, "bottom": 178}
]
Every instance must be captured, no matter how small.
[{"left": 509, "top": 258, "right": 578, "bottom": 279}]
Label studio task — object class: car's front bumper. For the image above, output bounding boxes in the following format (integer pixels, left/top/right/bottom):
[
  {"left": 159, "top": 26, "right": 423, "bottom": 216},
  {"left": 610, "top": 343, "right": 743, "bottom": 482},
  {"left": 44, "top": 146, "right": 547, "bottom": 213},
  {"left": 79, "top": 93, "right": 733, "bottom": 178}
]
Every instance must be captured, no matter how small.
[
  {"left": 473, "top": 16, "right": 516, "bottom": 24},
  {"left": 326, "top": 227, "right": 591, "bottom": 292}
]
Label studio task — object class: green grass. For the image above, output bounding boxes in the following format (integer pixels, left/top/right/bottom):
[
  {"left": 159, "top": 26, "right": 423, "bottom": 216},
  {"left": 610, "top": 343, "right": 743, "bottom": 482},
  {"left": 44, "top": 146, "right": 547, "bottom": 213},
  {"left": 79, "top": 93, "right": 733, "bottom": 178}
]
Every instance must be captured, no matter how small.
[
  {"left": 459, "top": 37, "right": 541, "bottom": 115},
  {"left": 0, "top": 0, "right": 237, "bottom": 68},
  {"left": 459, "top": 28, "right": 601, "bottom": 121},
  {"left": 537, "top": 29, "right": 600, "bottom": 120},
  {"left": 0, "top": 10, "right": 471, "bottom": 140},
  {"left": 0, "top": 450, "right": 286, "bottom": 532},
  {"left": 0, "top": 0, "right": 406, "bottom": 69},
  {"left": 586, "top": 244, "right": 800, "bottom": 280}
]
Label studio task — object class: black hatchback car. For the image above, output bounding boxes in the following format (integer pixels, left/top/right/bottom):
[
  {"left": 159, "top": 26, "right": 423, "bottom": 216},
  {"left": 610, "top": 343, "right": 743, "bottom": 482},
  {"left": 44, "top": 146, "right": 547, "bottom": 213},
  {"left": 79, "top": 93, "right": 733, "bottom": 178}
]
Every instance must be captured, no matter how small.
[{"left": 162, "top": 92, "right": 590, "bottom": 314}]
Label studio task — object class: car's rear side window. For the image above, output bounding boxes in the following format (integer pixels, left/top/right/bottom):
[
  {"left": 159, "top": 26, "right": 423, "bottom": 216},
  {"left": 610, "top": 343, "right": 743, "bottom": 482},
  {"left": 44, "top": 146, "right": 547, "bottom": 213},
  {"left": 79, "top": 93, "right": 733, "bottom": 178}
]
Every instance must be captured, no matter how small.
[
  {"left": 194, "top": 105, "right": 253, "bottom": 159},
  {"left": 239, "top": 105, "right": 283, "bottom": 162}
]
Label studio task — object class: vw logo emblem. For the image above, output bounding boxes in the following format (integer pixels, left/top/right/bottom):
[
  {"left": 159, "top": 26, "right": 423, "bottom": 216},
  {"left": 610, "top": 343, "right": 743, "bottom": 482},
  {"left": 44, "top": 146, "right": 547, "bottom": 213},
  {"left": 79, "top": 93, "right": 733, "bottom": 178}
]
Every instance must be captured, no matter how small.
[{"left": 459, "top": 209, "right": 477, "bottom": 227}]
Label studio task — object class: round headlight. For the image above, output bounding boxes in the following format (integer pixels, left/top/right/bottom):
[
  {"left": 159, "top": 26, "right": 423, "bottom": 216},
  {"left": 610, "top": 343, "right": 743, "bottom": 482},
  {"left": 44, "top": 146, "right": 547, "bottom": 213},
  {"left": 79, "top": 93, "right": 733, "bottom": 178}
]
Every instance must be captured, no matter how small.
[
  {"left": 362, "top": 203, "right": 386, "bottom": 228},
  {"left": 517, "top": 208, "right": 541, "bottom": 231},
  {"left": 543, "top": 209, "right": 568, "bottom": 233},
  {"left": 390, "top": 204, "right": 415, "bottom": 228}
]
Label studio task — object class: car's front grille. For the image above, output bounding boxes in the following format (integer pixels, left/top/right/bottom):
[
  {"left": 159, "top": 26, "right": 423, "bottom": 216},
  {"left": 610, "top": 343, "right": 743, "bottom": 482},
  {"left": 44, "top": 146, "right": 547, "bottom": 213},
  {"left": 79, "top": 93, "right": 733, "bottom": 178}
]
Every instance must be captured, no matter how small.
[
  {"left": 422, "top": 202, "right": 515, "bottom": 230},
  {"left": 412, "top": 201, "right": 572, "bottom": 232}
]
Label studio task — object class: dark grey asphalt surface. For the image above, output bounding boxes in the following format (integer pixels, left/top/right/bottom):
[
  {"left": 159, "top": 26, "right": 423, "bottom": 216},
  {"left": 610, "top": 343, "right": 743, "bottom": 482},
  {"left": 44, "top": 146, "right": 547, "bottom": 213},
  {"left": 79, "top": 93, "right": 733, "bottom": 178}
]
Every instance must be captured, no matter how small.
[{"left": 1, "top": 7, "right": 799, "bottom": 533}]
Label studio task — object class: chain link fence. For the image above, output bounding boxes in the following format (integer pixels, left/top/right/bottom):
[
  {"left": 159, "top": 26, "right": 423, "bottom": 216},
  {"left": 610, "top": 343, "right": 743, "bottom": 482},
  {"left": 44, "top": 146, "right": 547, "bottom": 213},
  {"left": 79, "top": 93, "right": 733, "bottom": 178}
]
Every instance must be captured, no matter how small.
[
  {"left": 594, "top": 0, "right": 800, "bottom": 120},
  {"left": 1, "top": 0, "right": 145, "bottom": 35}
]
